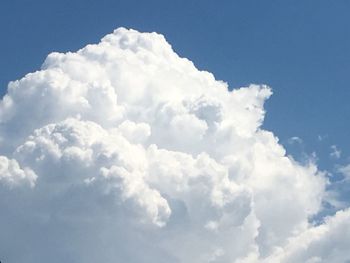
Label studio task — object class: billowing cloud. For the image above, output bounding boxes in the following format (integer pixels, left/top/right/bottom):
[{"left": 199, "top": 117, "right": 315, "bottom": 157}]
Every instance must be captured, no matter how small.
[
  {"left": 0, "top": 28, "right": 348, "bottom": 263},
  {"left": 0, "top": 155, "right": 37, "bottom": 187},
  {"left": 262, "top": 209, "right": 350, "bottom": 263}
]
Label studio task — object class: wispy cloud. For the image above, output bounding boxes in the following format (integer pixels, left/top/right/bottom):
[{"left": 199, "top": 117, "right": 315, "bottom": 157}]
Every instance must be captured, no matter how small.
[{"left": 287, "top": 136, "right": 303, "bottom": 145}]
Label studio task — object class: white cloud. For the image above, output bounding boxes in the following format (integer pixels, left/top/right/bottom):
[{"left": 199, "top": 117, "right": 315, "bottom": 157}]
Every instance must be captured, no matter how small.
[
  {"left": 0, "top": 27, "right": 348, "bottom": 262},
  {"left": 0, "top": 155, "right": 37, "bottom": 187},
  {"left": 330, "top": 145, "right": 341, "bottom": 159},
  {"left": 287, "top": 136, "right": 303, "bottom": 145},
  {"left": 317, "top": 134, "right": 328, "bottom": 141},
  {"left": 263, "top": 209, "right": 350, "bottom": 263},
  {"left": 338, "top": 164, "right": 350, "bottom": 180}
]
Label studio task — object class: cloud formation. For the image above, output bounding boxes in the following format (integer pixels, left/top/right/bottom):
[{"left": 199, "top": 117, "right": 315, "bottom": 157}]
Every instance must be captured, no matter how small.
[
  {"left": 0, "top": 28, "right": 348, "bottom": 263},
  {"left": 330, "top": 145, "right": 341, "bottom": 159}
]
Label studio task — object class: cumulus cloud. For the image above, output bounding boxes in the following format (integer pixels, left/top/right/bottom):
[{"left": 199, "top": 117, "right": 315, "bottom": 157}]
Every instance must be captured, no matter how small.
[
  {"left": 0, "top": 155, "right": 37, "bottom": 187},
  {"left": 0, "top": 28, "right": 348, "bottom": 263},
  {"left": 263, "top": 209, "right": 350, "bottom": 263}
]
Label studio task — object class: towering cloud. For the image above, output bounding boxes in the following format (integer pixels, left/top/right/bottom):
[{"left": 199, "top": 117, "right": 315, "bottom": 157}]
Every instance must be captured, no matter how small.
[{"left": 0, "top": 28, "right": 348, "bottom": 263}]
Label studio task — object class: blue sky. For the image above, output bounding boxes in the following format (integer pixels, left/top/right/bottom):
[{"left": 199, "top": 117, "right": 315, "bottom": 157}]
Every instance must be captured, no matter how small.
[{"left": 1, "top": 0, "right": 349, "bottom": 172}]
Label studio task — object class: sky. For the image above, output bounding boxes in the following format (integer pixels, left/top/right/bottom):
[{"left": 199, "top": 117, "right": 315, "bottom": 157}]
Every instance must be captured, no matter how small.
[
  {"left": 1, "top": 0, "right": 350, "bottom": 172},
  {"left": 1, "top": 1, "right": 350, "bottom": 262}
]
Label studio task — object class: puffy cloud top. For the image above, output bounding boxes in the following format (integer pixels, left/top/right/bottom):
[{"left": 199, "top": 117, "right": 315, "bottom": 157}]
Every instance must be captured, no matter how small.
[
  {"left": 0, "top": 28, "right": 348, "bottom": 263},
  {"left": 0, "top": 155, "right": 37, "bottom": 187}
]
